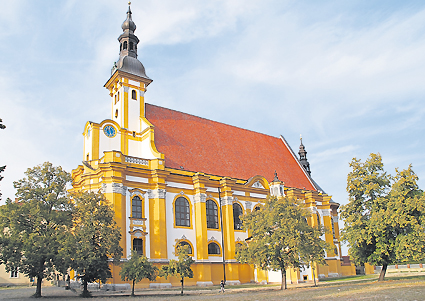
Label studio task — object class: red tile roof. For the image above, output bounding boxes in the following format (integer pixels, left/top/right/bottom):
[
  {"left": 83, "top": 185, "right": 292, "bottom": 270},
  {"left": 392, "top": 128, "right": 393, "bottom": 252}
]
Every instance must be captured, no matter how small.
[{"left": 145, "top": 103, "right": 316, "bottom": 191}]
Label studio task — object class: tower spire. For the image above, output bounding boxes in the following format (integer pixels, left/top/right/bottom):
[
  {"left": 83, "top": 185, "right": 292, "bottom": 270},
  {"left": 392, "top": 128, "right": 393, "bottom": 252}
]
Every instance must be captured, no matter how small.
[
  {"left": 298, "top": 135, "right": 311, "bottom": 176},
  {"left": 110, "top": 3, "right": 151, "bottom": 80}
]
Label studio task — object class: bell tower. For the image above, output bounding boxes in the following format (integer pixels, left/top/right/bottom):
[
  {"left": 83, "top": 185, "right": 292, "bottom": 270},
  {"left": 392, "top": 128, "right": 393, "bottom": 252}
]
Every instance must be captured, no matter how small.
[{"left": 104, "top": 2, "right": 152, "bottom": 133}]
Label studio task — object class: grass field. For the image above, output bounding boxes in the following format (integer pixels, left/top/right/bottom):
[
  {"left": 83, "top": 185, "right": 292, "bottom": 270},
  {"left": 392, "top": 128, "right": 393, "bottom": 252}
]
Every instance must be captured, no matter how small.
[{"left": 2, "top": 273, "right": 425, "bottom": 300}]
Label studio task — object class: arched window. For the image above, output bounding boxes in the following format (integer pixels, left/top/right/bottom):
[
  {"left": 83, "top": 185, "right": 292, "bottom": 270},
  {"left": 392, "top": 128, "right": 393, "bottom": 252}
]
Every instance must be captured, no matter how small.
[
  {"left": 208, "top": 242, "right": 220, "bottom": 255},
  {"left": 133, "top": 238, "right": 143, "bottom": 255},
  {"left": 130, "top": 41, "right": 134, "bottom": 50},
  {"left": 115, "top": 109, "right": 118, "bottom": 118},
  {"left": 254, "top": 205, "right": 261, "bottom": 211},
  {"left": 131, "top": 90, "right": 137, "bottom": 100},
  {"left": 206, "top": 199, "right": 218, "bottom": 229},
  {"left": 233, "top": 203, "right": 243, "bottom": 230},
  {"left": 132, "top": 196, "right": 142, "bottom": 219},
  {"left": 120, "top": 43, "right": 122, "bottom": 51},
  {"left": 177, "top": 241, "right": 193, "bottom": 255},
  {"left": 175, "top": 197, "right": 190, "bottom": 227},
  {"left": 123, "top": 41, "right": 128, "bottom": 50}
]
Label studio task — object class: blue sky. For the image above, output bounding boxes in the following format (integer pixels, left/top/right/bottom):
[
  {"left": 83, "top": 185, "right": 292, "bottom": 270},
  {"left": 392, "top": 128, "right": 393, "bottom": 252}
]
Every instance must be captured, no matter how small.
[{"left": 1, "top": 0, "right": 424, "bottom": 230}]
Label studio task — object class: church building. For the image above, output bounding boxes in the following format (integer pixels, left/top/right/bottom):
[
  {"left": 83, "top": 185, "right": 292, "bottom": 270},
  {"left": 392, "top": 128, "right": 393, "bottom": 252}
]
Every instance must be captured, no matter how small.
[{"left": 71, "top": 4, "right": 345, "bottom": 287}]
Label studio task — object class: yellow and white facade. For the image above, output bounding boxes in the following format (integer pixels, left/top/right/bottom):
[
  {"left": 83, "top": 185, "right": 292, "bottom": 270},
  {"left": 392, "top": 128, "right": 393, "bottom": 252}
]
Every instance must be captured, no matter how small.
[{"left": 71, "top": 4, "right": 349, "bottom": 287}]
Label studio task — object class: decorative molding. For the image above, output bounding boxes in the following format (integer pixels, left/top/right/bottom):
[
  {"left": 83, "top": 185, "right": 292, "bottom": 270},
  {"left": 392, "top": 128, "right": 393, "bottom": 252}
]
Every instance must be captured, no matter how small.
[
  {"left": 234, "top": 197, "right": 239, "bottom": 203},
  {"left": 208, "top": 194, "right": 213, "bottom": 198},
  {"left": 194, "top": 193, "right": 206, "bottom": 204},
  {"left": 309, "top": 206, "right": 317, "bottom": 214},
  {"left": 208, "top": 236, "right": 216, "bottom": 242},
  {"left": 101, "top": 183, "right": 127, "bottom": 196},
  {"left": 252, "top": 181, "right": 265, "bottom": 189},
  {"left": 322, "top": 209, "right": 332, "bottom": 216},
  {"left": 236, "top": 237, "right": 241, "bottom": 242},
  {"left": 181, "top": 235, "right": 187, "bottom": 240},
  {"left": 129, "top": 189, "right": 145, "bottom": 198},
  {"left": 179, "top": 191, "right": 185, "bottom": 195},
  {"left": 221, "top": 196, "right": 233, "bottom": 206},
  {"left": 148, "top": 189, "right": 166, "bottom": 199},
  {"left": 245, "top": 201, "right": 252, "bottom": 210}
]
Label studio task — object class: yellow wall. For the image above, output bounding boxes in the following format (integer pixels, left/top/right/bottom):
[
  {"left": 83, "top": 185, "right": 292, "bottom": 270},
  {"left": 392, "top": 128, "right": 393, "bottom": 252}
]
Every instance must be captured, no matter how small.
[{"left": 0, "top": 265, "right": 31, "bottom": 286}]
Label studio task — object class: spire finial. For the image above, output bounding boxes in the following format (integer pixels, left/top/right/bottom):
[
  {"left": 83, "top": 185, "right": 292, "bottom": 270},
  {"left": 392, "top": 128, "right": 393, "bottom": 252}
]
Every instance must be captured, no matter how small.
[{"left": 273, "top": 170, "right": 279, "bottom": 182}]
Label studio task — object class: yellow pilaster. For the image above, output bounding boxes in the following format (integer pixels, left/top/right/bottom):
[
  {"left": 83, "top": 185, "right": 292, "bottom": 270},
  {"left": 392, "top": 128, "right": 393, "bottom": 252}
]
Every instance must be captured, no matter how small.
[
  {"left": 149, "top": 170, "right": 168, "bottom": 259},
  {"left": 192, "top": 173, "right": 212, "bottom": 285},
  {"left": 92, "top": 124, "right": 100, "bottom": 160},
  {"left": 123, "top": 79, "right": 129, "bottom": 129},
  {"left": 220, "top": 178, "right": 239, "bottom": 283}
]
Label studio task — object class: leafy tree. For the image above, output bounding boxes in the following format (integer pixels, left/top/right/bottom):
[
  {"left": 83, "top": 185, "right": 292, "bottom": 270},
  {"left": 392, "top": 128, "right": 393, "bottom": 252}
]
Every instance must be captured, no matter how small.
[
  {"left": 340, "top": 153, "right": 425, "bottom": 281},
  {"left": 0, "top": 118, "right": 6, "bottom": 200},
  {"left": 0, "top": 162, "right": 72, "bottom": 298},
  {"left": 68, "top": 191, "right": 122, "bottom": 297},
  {"left": 160, "top": 244, "right": 194, "bottom": 295},
  {"left": 120, "top": 250, "right": 158, "bottom": 296},
  {"left": 236, "top": 196, "right": 329, "bottom": 290}
]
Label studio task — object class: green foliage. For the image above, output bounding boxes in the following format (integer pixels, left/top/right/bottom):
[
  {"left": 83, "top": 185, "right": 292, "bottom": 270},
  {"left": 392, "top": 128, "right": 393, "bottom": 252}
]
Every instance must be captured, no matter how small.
[
  {"left": 0, "top": 162, "right": 72, "bottom": 297},
  {"left": 160, "top": 245, "right": 194, "bottom": 295},
  {"left": 67, "top": 191, "right": 123, "bottom": 296},
  {"left": 340, "top": 153, "right": 425, "bottom": 281},
  {"left": 120, "top": 250, "right": 158, "bottom": 296},
  {"left": 236, "top": 196, "right": 329, "bottom": 290}
]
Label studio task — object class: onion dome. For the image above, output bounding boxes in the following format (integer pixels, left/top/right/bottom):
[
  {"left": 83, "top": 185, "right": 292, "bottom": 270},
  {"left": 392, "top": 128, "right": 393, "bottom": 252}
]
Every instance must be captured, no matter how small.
[
  {"left": 122, "top": 5, "right": 136, "bottom": 32},
  {"left": 111, "top": 2, "right": 150, "bottom": 80}
]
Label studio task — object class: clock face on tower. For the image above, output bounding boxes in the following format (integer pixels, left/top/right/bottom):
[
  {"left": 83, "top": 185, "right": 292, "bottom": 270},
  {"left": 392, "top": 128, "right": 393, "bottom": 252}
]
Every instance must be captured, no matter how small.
[{"left": 103, "top": 125, "right": 116, "bottom": 138}]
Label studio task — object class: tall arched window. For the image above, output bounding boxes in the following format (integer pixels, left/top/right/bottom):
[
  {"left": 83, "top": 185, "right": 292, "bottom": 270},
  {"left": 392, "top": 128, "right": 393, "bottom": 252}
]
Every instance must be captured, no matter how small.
[
  {"left": 133, "top": 238, "right": 143, "bottom": 255},
  {"left": 206, "top": 200, "right": 218, "bottom": 229},
  {"left": 132, "top": 196, "right": 142, "bottom": 219},
  {"left": 208, "top": 242, "right": 220, "bottom": 255},
  {"left": 130, "top": 41, "right": 134, "bottom": 50},
  {"left": 175, "top": 197, "right": 190, "bottom": 227},
  {"left": 177, "top": 241, "right": 193, "bottom": 255},
  {"left": 233, "top": 203, "right": 243, "bottom": 230},
  {"left": 123, "top": 41, "right": 128, "bottom": 50},
  {"left": 131, "top": 90, "right": 137, "bottom": 100}
]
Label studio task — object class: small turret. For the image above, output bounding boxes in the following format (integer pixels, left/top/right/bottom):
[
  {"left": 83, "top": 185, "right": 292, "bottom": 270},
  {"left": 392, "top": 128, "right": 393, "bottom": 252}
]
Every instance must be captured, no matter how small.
[{"left": 298, "top": 135, "right": 311, "bottom": 176}]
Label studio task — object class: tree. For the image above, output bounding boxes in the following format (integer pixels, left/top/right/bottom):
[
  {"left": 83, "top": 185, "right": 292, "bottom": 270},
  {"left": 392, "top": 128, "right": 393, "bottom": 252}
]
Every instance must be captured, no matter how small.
[
  {"left": 0, "top": 162, "right": 72, "bottom": 298},
  {"left": 236, "top": 196, "right": 329, "bottom": 290},
  {"left": 120, "top": 250, "right": 158, "bottom": 296},
  {"left": 160, "top": 244, "right": 194, "bottom": 295},
  {"left": 340, "top": 153, "right": 425, "bottom": 281},
  {"left": 0, "top": 118, "right": 6, "bottom": 200},
  {"left": 67, "top": 191, "right": 122, "bottom": 297}
]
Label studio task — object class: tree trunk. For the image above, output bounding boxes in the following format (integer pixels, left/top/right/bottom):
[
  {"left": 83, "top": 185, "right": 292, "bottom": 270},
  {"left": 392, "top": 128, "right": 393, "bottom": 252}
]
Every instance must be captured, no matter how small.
[
  {"left": 34, "top": 275, "right": 42, "bottom": 298},
  {"left": 312, "top": 264, "right": 317, "bottom": 287},
  {"left": 131, "top": 279, "right": 135, "bottom": 297},
  {"left": 378, "top": 264, "right": 388, "bottom": 281},
  {"left": 181, "top": 277, "right": 184, "bottom": 295},
  {"left": 281, "top": 269, "right": 287, "bottom": 290}
]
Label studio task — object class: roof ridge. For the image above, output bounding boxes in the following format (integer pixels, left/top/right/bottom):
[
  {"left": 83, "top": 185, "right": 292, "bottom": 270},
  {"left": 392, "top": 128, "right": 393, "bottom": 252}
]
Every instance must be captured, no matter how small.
[{"left": 145, "top": 103, "right": 281, "bottom": 140}]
